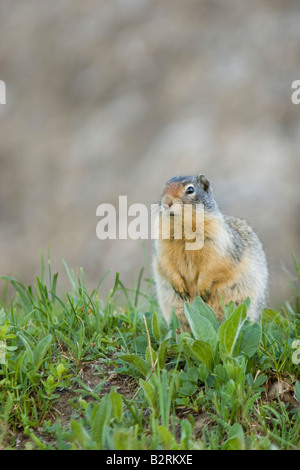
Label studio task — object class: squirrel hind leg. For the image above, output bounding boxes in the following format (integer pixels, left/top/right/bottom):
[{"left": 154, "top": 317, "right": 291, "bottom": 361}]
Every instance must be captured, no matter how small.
[
  {"left": 154, "top": 274, "right": 190, "bottom": 330},
  {"left": 247, "top": 293, "right": 267, "bottom": 322}
]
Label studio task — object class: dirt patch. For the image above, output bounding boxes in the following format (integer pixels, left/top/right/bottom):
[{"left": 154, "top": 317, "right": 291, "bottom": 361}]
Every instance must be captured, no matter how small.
[
  {"left": 77, "top": 361, "right": 138, "bottom": 400},
  {"left": 12, "top": 360, "right": 139, "bottom": 449}
]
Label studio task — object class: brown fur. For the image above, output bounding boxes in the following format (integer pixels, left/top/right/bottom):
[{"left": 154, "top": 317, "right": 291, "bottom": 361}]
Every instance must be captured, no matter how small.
[{"left": 153, "top": 175, "right": 268, "bottom": 327}]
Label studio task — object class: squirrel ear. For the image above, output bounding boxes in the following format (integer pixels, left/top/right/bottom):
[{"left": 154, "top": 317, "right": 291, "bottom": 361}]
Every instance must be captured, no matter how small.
[{"left": 198, "top": 175, "right": 211, "bottom": 193}]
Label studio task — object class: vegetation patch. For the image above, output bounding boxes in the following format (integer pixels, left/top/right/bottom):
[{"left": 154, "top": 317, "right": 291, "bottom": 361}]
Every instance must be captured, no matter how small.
[{"left": 0, "top": 255, "right": 299, "bottom": 450}]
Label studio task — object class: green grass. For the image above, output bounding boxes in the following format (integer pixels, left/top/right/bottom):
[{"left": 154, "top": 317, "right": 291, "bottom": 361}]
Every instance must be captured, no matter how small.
[{"left": 0, "top": 253, "right": 299, "bottom": 450}]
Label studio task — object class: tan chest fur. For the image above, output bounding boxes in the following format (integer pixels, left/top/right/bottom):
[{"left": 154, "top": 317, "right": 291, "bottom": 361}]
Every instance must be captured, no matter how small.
[{"left": 156, "top": 213, "right": 248, "bottom": 302}]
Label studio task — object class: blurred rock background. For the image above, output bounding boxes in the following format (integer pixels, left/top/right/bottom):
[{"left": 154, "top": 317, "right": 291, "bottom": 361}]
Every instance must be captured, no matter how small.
[{"left": 0, "top": 0, "right": 299, "bottom": 307}]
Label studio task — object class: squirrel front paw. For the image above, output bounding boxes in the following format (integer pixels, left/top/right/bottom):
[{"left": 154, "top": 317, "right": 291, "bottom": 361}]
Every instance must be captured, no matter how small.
[
  {"left": 173, "top": 287, "right": 190, "bottom": 302},
  {"left": 199, "top": 289, "right": 211, "bottom": 303}
]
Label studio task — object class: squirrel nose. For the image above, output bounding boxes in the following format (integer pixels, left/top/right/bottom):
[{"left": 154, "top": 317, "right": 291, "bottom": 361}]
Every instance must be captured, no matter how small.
[{"left": 161, "top": 194, "right": 174, "bottom": 209}]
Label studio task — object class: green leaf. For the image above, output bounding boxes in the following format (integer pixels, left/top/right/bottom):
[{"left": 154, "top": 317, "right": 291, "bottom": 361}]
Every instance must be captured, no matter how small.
[
  {"left": 145, "top": 346, "right": 157, "bottom": 368},
  {"left": 244, "top": 297, "right": 251, "bottom": 310},
  {"left": 190, "top": 297, "right": 219, "bottom": 331},
  {"left": 184, "top": 303, "right": 217, "bottom": 349},
  {"left": 152, "top": 311, "right": 161, "bottom": 341},
  {"left": 169, "top": 310, "right": 180, "bottom": 335},
  {"left": 120, "top": 354, "right": 149, "bottom": 377},
  {"left": 198, "top": 364, "right": 209, "bottom": 383},
  {"left": 69, "top": 419, "right": 93, "bottom": 449},
  {"left": 0, "top": 276, "right": 33, "bottom": 311},
  {"left": 56, "top": 362, "right": 66, "bottom": 377},
  {"left": 178, "top": 335, "right": 199, "bottom": 360},
  {"left": 295, "top": 381, "right": 300, "bottom": 403},
  {"left": 236, "top": 321, "right": 261, "bottom": 358},
  {"left": 253, "top": 373, "right": 267, "bottom": 389},
  {"left": 178, "top": 381, "right": 197, "bottom": 396},
  {"left": 178, "top": 335, "right": 214, "bottom": 371},
  {"left": 17, "top": 331, "right": 35, "bottom": 364},
  {"left": 33, "top": 334, "right": 53, "bottom": 368},
  {"left": 261, "top": 309, "right": 289, "bottom": 329},
  {"left": 179, "top": 419, "right": 193, "bottom": 450},
  {"left": 191, "top": 340, "right": 215, "bottom": 371},
  {"left": 0, "top": 322, "right": 9, "bottom": 339},
  {"left": 110, "top": 391, "right": 123, "bottom": 422},
  {"left": 158, "top": 338, "right": 170, "bottom": 369},
  {"left": 186, "top": 367, "right": 198, "bottom": 383},
  {"left": 140, "top": 379, "right": 156, "bottom": 411},
  {"left": 176, "top": 332, "right": 192, "bottom": 349},
  {"left": 91, "top": 396, "right": 112, "bottom": 448},
  {"left": 218, "top": 303, "right": 247, "bottom": 360},
  {"left": 157, "top": 425, "right": 177, "bottom": 450},
  {"left": 223, "top": 423, "right": 245, "bottom": 450},
  {"left": 224, "top": 300, "right": 238, "bottom": 319}
]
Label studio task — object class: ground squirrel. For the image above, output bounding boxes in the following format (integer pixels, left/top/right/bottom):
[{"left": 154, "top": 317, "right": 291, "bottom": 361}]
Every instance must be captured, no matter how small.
[{"left": 153, "top": 174, "right": 268, "bottom": 328}]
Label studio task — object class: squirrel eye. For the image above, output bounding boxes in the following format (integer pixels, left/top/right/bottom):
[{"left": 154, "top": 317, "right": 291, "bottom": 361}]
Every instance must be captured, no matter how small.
[{"left": 185, "top": 185, "right": 195, "bottom": 195}]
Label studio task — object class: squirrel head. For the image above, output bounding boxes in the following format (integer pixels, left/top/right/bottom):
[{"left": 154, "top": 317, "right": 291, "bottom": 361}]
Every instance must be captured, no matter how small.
[{"left": 160, "top": 174, "right": 218, "bottom": 215}]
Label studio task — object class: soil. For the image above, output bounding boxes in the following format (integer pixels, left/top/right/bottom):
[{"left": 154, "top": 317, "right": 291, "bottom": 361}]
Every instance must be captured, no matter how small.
[{"left": 7, "top": 365, "right": 300, "bottom": 450}]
